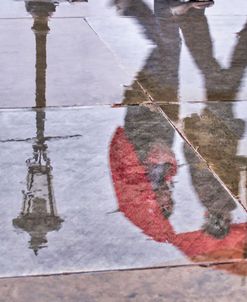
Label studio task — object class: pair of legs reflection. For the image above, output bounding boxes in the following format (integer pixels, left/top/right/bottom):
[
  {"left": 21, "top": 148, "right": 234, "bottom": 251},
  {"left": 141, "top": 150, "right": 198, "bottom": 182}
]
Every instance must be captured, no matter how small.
[
  {"left": 110, "top": 1, "right": 247, "bottom": 266},
  {"left": 178, "top": 15, "right": 247, "bottom": 197},
  {"left": 116, "top": 0, "right": 247, "bottom": 199},
  {"left": 117, "top": 0, "right": 246, "bottom": 101}
]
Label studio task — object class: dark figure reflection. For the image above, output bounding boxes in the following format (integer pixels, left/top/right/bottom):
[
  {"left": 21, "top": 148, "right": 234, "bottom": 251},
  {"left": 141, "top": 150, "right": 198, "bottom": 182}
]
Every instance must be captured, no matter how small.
[
  {"left": 111, "top": 1, "right": 247, "bottom": 274},
  {"left": 114, "top": 0, "right": 247, "bottom": 206},
  {"left": 111, "top": 106, "right": 178, "bottom": 219},
  {"left": 110, "top": 106, "right": 247, "bottom": 276},
  {"left": 116, "top": 0, "right": 182, "bottom": 120},
  {"left": 179, "top": 13, "right": 247, "bottom": 199},
  {"left": 13, "top": 1, "right": 63, "bottom": 255}
]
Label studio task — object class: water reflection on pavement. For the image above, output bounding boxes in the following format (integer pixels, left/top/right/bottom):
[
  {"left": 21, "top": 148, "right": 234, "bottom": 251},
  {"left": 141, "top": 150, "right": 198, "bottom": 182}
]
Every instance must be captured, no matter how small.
[{"left": 0, "top": 0, "right": 246, "bottom": 281}]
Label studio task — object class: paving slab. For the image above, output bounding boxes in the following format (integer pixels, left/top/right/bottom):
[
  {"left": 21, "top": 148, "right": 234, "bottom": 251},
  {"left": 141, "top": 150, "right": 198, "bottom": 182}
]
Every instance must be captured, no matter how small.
[
  {"left": 1, "top": 263, "right": 247, "bottom": 302},
  {"left": 1, "top": 1, "right": 246, "bottom": 108},
  {"left": 160, "top": 100, "right": 247, "bottom": 208},
  {"left": 85, "top": 2, "right": 247, "bottom": 103},
  {"left": 0, "top": 16, "right": 146, "bottom": 108},
  {"left": 0, "top": 105, "right": 246, "bottom": 278}
]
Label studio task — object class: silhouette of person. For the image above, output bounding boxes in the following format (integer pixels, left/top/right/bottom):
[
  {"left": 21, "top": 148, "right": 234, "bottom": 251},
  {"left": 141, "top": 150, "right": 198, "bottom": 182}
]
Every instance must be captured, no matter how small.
[
  {"left": 109, "top": 106, "right": 247, "bottom": 275},
  {"left": 114, "top": 106, "right": 177, "bottom": 217},
  {"left": 110, "top": 1, "right": 247, "bottom": 274},
  {"left": 113, "top": 0, "right": 247, "bottom": 210},
  {"left": 179, "top": 10, "right": 247, "bottom": 199},
  {"left": 114, "top": 0, "right": 214, "bottom": 120}
]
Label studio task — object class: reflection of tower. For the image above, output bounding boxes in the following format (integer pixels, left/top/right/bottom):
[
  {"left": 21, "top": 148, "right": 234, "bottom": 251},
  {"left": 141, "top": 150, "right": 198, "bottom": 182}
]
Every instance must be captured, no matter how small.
[{"left": 13, "top": 1, "right": 63, "bottom": 256}]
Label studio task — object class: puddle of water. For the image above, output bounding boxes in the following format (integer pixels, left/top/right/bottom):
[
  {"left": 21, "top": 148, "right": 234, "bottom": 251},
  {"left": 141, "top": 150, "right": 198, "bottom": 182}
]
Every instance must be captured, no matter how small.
[
  {"left": 0, "top": 106, "right": 246, "bottom": 277},
  {"left": 0, "top": 0, "right": 246, "bottom": 278}
]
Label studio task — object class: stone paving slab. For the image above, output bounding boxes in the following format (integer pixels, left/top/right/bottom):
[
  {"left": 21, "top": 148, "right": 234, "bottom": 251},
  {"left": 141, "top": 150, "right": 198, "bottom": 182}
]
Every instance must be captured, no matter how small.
[
  {"left": 1, "top": 1, "right": 246, "bottom": 109},
  {"left": 0, "top": 17, "right": 146, "bottom": 108},
  {"left": 0, "top": 105, "right": 246, "bottom": 278},
  {"left": 1, "top": 262, "right": 247, "bottom": 302},
  {"left": 86, "top": 12, "right": 247, "bottom": 103}
]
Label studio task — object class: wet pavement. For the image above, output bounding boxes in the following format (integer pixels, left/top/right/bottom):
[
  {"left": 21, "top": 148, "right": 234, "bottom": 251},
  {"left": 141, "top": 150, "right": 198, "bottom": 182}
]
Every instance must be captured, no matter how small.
[{"left": 0, "top": 0, "right": 247, "bottom": 301}]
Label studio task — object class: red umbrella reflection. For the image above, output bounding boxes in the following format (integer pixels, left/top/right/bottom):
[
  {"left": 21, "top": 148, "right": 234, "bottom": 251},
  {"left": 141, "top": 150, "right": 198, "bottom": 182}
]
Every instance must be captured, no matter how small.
[{"left": 110, "top": 125, "right": 247, "bottom": 275}]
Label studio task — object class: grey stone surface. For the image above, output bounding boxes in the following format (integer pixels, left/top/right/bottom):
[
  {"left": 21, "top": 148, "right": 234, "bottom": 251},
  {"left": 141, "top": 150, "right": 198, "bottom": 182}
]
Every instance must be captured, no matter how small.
[
  {"left": 1, "top": 263, "right": 247, "bottom": 302},
  {"left": 160, "top": 100, "right": 247, "bottom": 208},
  {"left": 1, "top": 1, "right": 246, "bottom": 108},
  {"left": 86, "top": 3, "right": 247, "bottom": 103},
  {"left": 0, "top": 106, "right": 246, "bottom": 278},
  {"left": 0, "top": 17, "right": 145, "bottom": 108},
  {"left": 0, "top": 1, "right": 247, "bottom": 300}
]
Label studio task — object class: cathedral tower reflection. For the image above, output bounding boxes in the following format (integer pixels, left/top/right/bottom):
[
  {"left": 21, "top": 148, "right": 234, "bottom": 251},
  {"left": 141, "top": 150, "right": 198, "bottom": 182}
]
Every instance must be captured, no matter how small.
[{"left": 13, "top": 1, "right": 63, "bottom": 255}]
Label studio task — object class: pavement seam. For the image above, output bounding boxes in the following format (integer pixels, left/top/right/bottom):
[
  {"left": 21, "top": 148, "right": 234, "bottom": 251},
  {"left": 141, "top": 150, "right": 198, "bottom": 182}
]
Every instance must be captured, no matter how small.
[
  {"left": 83, "top": 17, "right": 153, "bottom": 104},
  {"left": 157, "top": 105, "right": 247, "bottom": 212},
  {"left": 0, "top": 258, "right": 246, "bottom": 281}
]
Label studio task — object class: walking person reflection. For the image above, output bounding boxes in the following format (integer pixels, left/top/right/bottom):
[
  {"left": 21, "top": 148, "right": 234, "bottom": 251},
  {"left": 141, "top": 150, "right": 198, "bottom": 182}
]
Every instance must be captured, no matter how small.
[
  {"left": 114, "top": 0, "right": 181, "bottom": 120},
  {"left": 110, "top": 1, "right": 247, "bottom": 275},
  {"left": 114, "top": 0, "right": 214, "bottom": 120},
  {"left": 114, "top": 0, "right": 247, "bottom": 209},
  {"left": 179, "top": 8, "right": 247, "bottom": 200},
  {"left": 110, "top": 106, "right": 247, "bottom": 276}
]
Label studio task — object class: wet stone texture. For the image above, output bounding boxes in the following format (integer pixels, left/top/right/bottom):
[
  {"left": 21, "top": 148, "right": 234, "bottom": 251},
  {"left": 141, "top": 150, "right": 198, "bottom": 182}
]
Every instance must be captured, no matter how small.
[
  {"left": 0, "top": 106, "right": 246, "bottom": 278},
  {"left": 86, "top": 1, "right": 247, "bottom": 103},
  {"left": 1, "top": 264, "right": 247, "bottom": 302},
  {"left": 160, "top": 101, "right": 247, "bottom": 208},
  {"left": 0, "top": 18, "right": 146, "bottom": 107},
  {"left": 0, "top": 0, "right": 247, "bottom": 301}
]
